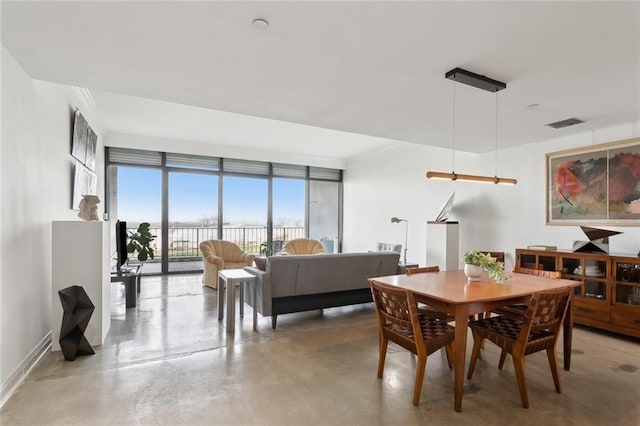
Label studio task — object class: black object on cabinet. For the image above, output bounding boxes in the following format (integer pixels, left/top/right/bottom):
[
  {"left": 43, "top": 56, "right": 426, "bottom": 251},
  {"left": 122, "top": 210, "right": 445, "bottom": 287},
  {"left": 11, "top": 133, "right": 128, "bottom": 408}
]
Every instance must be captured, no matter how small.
[{"left": 58, "top": 285, "right": 95, "bottom": 361}]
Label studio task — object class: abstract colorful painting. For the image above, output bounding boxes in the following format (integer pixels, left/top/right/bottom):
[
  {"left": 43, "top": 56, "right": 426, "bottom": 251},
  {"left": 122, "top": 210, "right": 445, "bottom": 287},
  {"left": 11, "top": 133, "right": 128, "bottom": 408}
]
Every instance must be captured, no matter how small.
[{"left": 547, "top": 138, "right": 640, "bottom": 225}]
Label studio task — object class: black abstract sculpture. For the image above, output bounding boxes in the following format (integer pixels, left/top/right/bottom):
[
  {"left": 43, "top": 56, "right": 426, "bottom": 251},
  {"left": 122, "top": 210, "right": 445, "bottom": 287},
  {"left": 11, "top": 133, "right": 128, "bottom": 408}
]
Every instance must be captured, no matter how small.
[
  {"left": 572, "top": 226, "right": 623, "bottom": 254},
  {"left": 58, "top": 285, "right": 95, "bottom": 361}
]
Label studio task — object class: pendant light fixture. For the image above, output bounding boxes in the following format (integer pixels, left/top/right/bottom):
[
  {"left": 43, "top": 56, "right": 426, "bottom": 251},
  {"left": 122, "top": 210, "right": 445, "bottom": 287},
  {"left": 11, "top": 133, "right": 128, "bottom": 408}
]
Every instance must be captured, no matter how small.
[{"left": 426, "top": 68, "right": 517, "bottom": 185}]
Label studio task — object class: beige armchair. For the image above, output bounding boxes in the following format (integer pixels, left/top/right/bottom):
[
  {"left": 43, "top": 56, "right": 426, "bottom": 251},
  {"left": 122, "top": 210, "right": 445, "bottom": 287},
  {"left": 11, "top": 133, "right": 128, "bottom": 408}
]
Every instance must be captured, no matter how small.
[
  {"left": 200, "top": 240, "right": 255, "bottom": 289},
  {"left": 281, "top": 238, "right": 324, "bottom": 255}
]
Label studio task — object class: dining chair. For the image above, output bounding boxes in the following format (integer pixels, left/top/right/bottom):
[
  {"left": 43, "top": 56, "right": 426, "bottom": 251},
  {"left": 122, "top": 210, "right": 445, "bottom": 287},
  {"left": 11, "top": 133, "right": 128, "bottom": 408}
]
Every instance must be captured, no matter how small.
[
  {"left": 518, "top": 267, "right": 558, "bottom": 278},
  {"left": 467, "top": 286, "right": 572, "bottom": 408},
  {"left": 470, "top": 251, "right": 506, "bottom": 321},
  {"left": 370, "top": 281, "right": 455, "bottom": 406},
  {"left": 483, "top": 251, "right": 505, "bottom": 263},
  {"left": 405, "top": 265, "right": 440, "bottom": 275},
  {"left": 492, "top": 267, "right": 559, "bottom": 319},
  {"left": 405, "top": 266, "right": 454, "bottom": 322}
]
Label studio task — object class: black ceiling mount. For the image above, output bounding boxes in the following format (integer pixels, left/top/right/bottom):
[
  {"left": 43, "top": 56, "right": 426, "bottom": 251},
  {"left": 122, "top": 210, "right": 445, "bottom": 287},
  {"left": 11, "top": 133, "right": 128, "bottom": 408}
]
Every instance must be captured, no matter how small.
[{"left": 445, "top": 68, "right": 506, "bottom": 92}]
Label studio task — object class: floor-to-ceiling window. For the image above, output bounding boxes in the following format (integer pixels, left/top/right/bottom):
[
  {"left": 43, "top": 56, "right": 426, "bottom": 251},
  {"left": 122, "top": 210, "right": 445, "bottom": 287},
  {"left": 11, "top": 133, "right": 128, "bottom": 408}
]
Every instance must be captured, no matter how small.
[
  {"left": 222, "top": 176, "right": 268, "bottom": 254},
  {"left": 113, "top": 166, "right": 163, "bottom": 270},
  {"left": 107, "top": 148, "right": 342, "bottom": 275},
  {"left": 168, "top": 172, "right": 218, "bottom": 272},
  {"left": 309, "top": 176, "right": 341, "bottom": 253},
  {"left": 272, "top": 177, "right": 305, "bottom": 251}
]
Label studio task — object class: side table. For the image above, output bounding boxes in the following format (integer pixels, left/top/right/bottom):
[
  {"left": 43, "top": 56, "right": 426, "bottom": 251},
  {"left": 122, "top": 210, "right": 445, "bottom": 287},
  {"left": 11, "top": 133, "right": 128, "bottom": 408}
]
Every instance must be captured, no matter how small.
[
  {"left": 217, "top": 269, "right": 258, "bottom": 333},
  {"left": 111, "top": 264, "right": 142, "bottom": 308}
]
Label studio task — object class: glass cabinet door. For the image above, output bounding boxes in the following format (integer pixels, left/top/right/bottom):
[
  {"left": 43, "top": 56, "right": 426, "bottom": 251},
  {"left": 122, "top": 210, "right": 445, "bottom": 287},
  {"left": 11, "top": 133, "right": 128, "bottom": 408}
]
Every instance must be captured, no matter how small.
[
  {"left": 583, "top": 257, "right": 609, "bottom": 301},
  {"left": 559, "top": 254, "right": 608, "bottom": 300},
  {"left": 614, "top": 261, "right": 640, "bottom": 308},
  {"left": 559, "top": 255, "right": 583, "bottom": 296},
  {"left": 519, "top": 252, "right": 556, "bottom": 271}
]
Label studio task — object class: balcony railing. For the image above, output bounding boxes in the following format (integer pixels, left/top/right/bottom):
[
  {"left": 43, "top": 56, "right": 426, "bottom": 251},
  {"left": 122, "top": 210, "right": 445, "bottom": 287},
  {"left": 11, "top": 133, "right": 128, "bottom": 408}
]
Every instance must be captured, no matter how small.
[{"left": 128, "top": 226, "right": 305, "bottom": 260}]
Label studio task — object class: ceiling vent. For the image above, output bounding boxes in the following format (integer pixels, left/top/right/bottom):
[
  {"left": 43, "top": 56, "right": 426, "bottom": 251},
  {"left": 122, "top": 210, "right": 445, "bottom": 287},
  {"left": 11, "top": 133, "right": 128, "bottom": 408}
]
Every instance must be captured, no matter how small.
[{"left": 546, "top": 117, "right": 584, "bottom": 129}]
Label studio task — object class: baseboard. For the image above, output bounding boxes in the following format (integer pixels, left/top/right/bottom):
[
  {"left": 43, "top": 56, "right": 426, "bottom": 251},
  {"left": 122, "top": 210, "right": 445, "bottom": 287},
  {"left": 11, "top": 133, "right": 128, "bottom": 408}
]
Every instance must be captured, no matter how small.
[{"left": 0, "top": 331, "right": 51, "bottom": 408}]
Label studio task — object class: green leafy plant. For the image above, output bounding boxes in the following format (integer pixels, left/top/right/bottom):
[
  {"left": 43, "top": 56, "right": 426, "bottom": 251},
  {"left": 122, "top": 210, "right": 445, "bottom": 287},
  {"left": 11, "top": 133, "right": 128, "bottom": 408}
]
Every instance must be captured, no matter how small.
[
  {"left": 127, "top": 222, "right": 156, "bottom": 262},
  {"left": 462, "top": 250, "right": 509, "bottom": 283}
]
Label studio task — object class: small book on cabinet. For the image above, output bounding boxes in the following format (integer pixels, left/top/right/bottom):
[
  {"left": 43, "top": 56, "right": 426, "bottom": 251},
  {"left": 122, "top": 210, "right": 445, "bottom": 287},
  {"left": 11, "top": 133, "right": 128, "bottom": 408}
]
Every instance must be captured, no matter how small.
[{"left": 527, "top": 245, "right": 558, "bottom": 250}]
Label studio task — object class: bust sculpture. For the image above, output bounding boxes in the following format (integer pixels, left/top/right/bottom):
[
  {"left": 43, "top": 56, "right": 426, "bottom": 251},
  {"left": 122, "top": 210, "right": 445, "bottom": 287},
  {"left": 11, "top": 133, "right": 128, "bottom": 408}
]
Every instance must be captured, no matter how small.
[{"left": 78, "top": 195, "right": 100, "bottom": 221}]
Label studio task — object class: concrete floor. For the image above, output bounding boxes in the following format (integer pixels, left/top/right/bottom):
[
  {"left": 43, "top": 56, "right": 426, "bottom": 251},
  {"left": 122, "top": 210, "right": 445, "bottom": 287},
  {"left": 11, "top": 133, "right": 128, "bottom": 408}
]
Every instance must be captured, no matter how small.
[{"left": 2, "top": 274, "right": 639, "bottom": 425}]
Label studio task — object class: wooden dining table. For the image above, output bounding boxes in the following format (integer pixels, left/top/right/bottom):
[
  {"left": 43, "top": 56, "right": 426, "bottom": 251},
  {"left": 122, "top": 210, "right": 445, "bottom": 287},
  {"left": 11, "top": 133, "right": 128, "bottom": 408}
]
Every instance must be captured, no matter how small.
[{"left": 368, "top": 269, "right": 581, "bottom": 412}]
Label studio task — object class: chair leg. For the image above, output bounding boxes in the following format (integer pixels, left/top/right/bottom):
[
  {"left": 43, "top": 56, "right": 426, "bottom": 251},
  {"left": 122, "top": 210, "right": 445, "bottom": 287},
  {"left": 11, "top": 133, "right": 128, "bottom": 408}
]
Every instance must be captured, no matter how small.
[
  {"left": 498, "top": 349, "right": 508, "bottom": 369},
  {"left": 467, "top": 334, "right": 484, "bottom": 379},
  {"left": 444, "top": 344, "right": 453, "bottom": 369},
  {"left": 377, "top": 336, "right": 389, "bottom": 378},
  {"left": 546, "top": 346, "right": 562, "bottom": 393},
  {"left": 512, "top": 354, "right": 529, "bottom": 408},
  {"left": 271, "top": 315, "right": 277, "bottom": 329},
  {"left": 413, "top": 353, "right": 427, "bottom": 406}
]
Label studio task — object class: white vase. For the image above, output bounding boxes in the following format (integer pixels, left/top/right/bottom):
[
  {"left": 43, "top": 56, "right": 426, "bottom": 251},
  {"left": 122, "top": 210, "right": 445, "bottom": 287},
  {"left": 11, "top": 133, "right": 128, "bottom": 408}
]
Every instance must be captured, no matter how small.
[{"left": 464, "top": 264, "right": 483, "bottom": 282}]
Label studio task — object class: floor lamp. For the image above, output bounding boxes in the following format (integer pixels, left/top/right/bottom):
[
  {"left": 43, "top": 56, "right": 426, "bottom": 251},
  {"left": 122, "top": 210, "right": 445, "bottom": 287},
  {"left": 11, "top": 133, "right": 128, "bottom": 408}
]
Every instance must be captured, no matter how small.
[{"left": 390, "top": 217, "right": 408, "bottom": 265}]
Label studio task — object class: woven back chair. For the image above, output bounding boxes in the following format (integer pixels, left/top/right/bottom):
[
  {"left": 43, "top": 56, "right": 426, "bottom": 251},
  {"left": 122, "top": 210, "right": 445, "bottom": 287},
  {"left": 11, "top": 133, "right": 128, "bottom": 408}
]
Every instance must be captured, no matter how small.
[
  {"left": 483, "top": 251, "right": 505, "bottom": 263},
  {"left": 493, "top": 267, "right": 559, "bottom": 318},
  {"left": 370, "top": 280, "right": 455, "bottom": 406},
  {"left": 518, "top": 267, "right": 557, "bottom": 278},
  {"left": 467, "top": 286, "right": 572, "bottom": 408},
  {"left": 405, "top": 265, "right": 440, "bottom": 275},
  {"left": 404, "top": 266, "right": 453, "bottom": 322}
]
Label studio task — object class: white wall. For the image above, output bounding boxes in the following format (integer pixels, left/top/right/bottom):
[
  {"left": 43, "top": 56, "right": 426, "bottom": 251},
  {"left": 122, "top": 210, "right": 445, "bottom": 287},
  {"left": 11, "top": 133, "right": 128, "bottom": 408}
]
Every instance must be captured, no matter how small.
[
  {"left": 344, "top": 124, "right": 640, "bottom": 271},
  {"left": 0, "top": 46, "right": 104, "bottom": 401}
]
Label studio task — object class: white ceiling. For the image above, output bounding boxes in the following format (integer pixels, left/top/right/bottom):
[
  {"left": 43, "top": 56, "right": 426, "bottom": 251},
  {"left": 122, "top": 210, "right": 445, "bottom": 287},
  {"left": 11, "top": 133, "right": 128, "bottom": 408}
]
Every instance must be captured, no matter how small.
[{"left": 2, "top": 1, "right": 639, "bottom": 160}]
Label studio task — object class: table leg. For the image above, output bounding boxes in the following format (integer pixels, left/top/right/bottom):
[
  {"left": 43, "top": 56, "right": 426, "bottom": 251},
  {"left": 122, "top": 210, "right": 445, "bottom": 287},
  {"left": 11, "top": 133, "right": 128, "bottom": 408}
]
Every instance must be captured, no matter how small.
[
  {"left": 136, "top": 267, "right": 141, "bottom": 294},
  {"left": 226, "top": 278, "right": 235, "bottom": 333},
  {"left": 563, "top": 297, "right": 574, "bottom": 371},
  {"left": 125, "top": 275, "right": 136, "bottom": 309},
  {"left": 217, "top": 277, "right": 225, "bottom": 321},
  {"left": 239, "top": 281, "right": 244, "bottom": 318},
  {"left": 453, "top": 306, "right": 470, "bottom": 412},
  {"left": 252, "top": 280, "right": 257, "bottom": 331}
]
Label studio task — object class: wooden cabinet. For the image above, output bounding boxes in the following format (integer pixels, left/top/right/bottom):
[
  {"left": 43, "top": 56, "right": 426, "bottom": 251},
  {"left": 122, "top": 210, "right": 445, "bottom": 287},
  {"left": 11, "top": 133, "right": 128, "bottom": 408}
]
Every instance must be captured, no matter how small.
[
  {"left": 515, "top": 248, "right": 640, "bottom": 338},
  {"left": 610, "top": 256, "right": 640, "bottom": 334}
]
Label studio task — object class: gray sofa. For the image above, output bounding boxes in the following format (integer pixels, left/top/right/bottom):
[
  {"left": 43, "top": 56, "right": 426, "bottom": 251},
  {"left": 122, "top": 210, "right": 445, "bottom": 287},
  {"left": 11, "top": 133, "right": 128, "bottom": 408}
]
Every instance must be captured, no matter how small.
[{"left": 244, "top": 251, "right": 400, "bottom": 328}]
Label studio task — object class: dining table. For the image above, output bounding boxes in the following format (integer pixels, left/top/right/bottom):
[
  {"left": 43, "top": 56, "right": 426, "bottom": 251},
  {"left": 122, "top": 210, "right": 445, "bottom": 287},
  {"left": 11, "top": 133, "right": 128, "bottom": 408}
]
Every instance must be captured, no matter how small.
[{"left": 368, "top": 269, "right": 581, "bottom": 412}]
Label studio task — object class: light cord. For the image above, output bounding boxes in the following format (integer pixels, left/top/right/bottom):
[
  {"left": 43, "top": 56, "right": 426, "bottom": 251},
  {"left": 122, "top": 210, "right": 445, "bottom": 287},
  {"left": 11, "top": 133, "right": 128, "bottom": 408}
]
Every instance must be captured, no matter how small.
[
  {"left": 495, "top": 92, "right": 498, "bottom": 177},
  {"left": 452, "top": 82, "right": 456, "bottom": 172}
]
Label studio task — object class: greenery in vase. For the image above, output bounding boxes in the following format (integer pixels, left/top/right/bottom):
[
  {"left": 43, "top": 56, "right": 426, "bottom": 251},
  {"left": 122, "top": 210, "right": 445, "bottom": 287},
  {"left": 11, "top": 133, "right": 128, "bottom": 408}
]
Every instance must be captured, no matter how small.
[
  {"left": 127, "top": 222, "right": 156, "bottom": 262},
  {"left": 462, "top": 250, "right": 509, "bottom": 283}
]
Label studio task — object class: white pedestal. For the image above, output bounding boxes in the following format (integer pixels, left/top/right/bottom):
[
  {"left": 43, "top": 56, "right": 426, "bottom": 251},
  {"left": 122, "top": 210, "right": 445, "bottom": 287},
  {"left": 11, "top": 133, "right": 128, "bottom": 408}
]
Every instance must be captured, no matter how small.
[
  {"left": 426, "top": 221, "right": 460, "bottom": 271},
  {"left": 52, "top": 221, "right": 111, "bottom": 351}
]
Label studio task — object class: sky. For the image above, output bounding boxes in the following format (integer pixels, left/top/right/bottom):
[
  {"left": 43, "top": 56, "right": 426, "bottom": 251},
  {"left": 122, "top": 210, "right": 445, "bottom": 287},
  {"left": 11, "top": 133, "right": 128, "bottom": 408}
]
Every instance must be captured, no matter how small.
[{"left": 117, "top": 167, "right": 305, "bottom": 225}]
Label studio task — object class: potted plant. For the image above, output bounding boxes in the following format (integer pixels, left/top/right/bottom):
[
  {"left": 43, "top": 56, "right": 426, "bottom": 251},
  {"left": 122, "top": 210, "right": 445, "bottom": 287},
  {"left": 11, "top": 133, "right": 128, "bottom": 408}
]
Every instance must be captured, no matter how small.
[
  {"left": 462, "top": 250, "right": 509, "bottom": 283},
  {"left": 127, "top": 222, "right": 156, "bottom": 262}
]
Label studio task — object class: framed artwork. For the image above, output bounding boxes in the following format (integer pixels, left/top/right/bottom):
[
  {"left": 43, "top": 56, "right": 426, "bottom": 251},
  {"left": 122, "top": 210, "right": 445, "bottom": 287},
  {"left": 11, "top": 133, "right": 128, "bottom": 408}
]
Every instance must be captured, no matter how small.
[
  {"left": 71, "top": 110, "right": 88, "bottom": 164},
  {"left": 71, "top": 110, "right": 97, "bottom": 171},
  {"left": 72, "top": 161, "right": 97, "bottom": 210},
  {"left": 85, "top": 127, "right": 97, "bottom": 171},
  {"left": 546, "top": 137, "right": 640, "bottom": 225}
]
